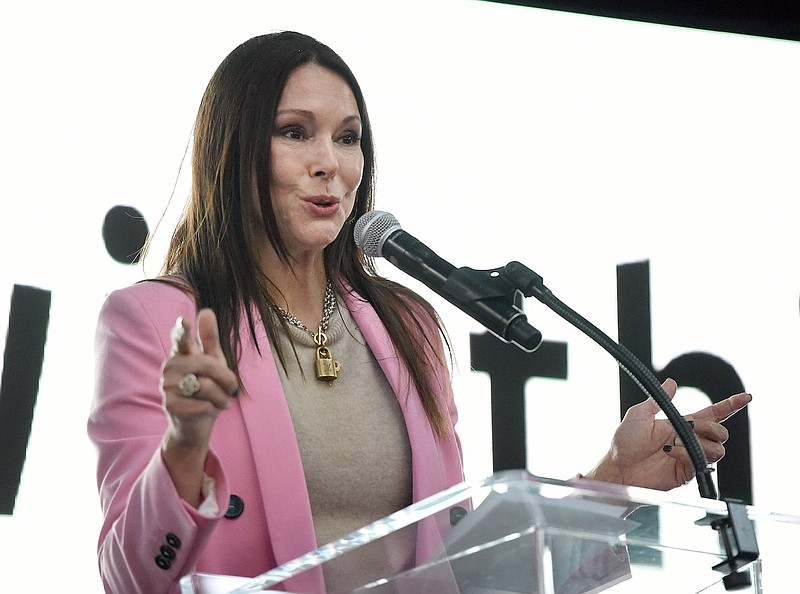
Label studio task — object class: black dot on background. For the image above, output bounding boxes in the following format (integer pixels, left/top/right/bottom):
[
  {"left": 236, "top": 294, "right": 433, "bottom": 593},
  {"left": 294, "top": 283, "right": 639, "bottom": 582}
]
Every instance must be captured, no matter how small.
[{"left": 102, "top": 205, "right": 149, "bottom": 265}]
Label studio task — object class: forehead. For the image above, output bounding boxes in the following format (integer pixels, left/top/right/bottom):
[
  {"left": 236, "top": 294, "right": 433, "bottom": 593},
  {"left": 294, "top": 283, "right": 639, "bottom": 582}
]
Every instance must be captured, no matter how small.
[{"left": 278, "top": 63, "right": 358, "bottom": 112}]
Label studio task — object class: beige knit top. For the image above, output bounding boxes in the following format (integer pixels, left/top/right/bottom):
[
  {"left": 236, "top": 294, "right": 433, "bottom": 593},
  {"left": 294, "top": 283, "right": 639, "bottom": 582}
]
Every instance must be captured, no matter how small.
[{"left": 271, "top": 297, "right": 416, "bottom": 591}]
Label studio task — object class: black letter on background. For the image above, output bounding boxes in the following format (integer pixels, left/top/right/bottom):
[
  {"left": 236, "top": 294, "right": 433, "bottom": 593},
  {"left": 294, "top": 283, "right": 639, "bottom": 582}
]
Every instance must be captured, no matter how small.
[
  {"left": 471, "top": 334, "right": 567, "bottom": 471},
  {"left": 0, "top": 285, "right": 51, "bottom": 515}
]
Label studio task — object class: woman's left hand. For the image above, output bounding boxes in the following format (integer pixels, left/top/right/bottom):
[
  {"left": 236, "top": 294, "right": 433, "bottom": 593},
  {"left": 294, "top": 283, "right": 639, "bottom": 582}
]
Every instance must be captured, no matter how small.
[{"left": 585, "top": 378, "right": 752, "bottom": 491}]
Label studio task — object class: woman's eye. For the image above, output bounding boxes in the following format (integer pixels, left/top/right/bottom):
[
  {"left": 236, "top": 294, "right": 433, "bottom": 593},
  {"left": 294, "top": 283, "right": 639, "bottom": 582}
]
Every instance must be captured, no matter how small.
[
  {"left": 280, "top": 126, "right": 305, "bottom": 140},
  {"left": 340, "top": 131, "right": 360, "bottom": 146}
]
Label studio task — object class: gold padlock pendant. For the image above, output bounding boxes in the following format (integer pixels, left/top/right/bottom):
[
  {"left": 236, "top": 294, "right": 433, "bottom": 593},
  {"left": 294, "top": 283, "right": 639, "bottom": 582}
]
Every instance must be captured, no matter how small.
[{"left": 315, "top": 346, "right": 341, "bottom": 382}]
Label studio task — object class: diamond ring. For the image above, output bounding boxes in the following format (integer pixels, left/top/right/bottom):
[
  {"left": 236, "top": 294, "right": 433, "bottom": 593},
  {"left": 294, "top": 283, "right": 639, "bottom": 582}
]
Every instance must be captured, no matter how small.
[{"left": 179, "top": 373, "right": 201, "bottom": 397}]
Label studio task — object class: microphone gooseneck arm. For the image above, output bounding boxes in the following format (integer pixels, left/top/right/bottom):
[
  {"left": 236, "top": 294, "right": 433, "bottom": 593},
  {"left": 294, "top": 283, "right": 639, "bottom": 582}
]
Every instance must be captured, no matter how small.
[
  {"left": 505, "top": 261, "right": 760, "bottom": 581},
  {"left": 503, "top": 261, "right": 718, "bottom": 500}
]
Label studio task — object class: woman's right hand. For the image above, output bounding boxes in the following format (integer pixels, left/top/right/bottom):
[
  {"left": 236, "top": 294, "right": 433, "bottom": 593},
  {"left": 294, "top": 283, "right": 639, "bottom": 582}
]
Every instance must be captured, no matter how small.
[{"left": 159, "top": 308, "right": 239, "bottom": 506}]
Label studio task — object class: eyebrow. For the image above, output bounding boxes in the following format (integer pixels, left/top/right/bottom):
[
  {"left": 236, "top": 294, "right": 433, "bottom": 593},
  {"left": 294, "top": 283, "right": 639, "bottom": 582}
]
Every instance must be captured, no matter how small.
[{"left": 275, "top": 109, "right": 362, "bottom": 126}]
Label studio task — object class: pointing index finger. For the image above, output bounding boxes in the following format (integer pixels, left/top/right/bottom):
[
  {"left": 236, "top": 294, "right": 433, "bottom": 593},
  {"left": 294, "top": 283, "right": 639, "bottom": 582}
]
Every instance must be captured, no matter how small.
[
  {"left": 692, "top": 392, "right": 753, "bottom": 424},
  {"left": 197, "top": 309, "right": 224, "bottom": 359},
  {"left": 197, "top": 309, "right": 240, "bottom": 396}
]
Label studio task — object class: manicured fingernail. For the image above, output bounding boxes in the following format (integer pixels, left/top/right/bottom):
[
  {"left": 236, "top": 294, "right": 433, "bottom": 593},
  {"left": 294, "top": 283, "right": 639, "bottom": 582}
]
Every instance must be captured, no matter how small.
[
  {"left": 230, "top": 385, "right": 240, "bottom": 397},
  {"left": 687, "top": 420, "right": 695, "bottom": 429},
  {"left": 663, "top": 445, "right": 673, "bottom": 452}
]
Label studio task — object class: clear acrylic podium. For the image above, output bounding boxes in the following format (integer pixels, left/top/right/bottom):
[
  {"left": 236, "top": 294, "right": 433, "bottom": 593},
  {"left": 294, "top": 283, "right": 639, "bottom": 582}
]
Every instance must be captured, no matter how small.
[{"left": 180, "top": 470, "right": 799, "bottom": 593}]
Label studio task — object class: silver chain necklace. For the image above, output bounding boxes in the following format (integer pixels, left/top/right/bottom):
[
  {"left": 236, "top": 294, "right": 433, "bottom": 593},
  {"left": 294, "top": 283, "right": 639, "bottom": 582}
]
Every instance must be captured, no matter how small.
[{"left": 272, "top": 281, "right": 342, "bottom": 384}]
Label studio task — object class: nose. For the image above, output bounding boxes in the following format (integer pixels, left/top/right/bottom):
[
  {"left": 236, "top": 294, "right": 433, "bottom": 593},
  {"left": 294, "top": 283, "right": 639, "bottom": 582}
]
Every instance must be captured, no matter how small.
[{"left": 310, "top": 138, "right": 338, "bottom": 179}]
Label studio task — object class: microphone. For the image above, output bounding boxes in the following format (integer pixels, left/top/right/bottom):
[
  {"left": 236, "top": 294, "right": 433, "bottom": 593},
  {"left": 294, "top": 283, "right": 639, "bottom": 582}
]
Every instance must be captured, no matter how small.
[
  {"left": 354, "top": 210, "right": 542, "bottom": 352},
  {"left": 355, "top": 211, "right": 721, "bottom": 501}
]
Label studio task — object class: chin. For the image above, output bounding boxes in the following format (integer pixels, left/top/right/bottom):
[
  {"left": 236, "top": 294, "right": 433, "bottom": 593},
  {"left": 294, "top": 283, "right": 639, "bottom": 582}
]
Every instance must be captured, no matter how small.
[
  {"left": 317, "top": 219, "right": 347, "bottom": 240},
  {"left": 305, "top": 231, "right": 343, "bottom": 252}
]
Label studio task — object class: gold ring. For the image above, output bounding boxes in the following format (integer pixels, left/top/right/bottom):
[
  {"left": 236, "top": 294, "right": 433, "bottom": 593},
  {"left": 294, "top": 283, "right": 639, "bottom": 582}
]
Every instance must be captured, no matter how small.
[{"left": 179, "top": 373, "right": 201, "bottom": 397}]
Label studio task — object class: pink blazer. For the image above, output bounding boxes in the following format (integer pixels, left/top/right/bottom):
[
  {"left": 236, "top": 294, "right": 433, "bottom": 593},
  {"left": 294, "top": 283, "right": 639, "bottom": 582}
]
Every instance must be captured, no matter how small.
[{"left": 88, "top": 280, "right": 465, "bottom": 594}]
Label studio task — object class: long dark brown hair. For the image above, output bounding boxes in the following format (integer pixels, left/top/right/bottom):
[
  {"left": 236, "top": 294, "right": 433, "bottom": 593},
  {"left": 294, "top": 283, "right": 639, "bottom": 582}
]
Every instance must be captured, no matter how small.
[{"left": 157, "top": 31, "right": 451, "bottom": 437}]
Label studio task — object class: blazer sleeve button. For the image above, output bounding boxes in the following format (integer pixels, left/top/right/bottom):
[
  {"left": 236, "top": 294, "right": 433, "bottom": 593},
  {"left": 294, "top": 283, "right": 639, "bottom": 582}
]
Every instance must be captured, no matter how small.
[
  {"left": 166, "top": 533, "right": 182, "bottom": 549},
  {"left": 155, "top": 555, "right": 171, "bottom": 570}
]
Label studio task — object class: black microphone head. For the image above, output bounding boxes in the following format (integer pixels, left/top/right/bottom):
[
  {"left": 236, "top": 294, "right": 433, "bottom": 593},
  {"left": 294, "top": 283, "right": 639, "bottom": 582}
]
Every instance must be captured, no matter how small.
[{"left": 354, "top": 210, "right": 402, "bottom": 257}]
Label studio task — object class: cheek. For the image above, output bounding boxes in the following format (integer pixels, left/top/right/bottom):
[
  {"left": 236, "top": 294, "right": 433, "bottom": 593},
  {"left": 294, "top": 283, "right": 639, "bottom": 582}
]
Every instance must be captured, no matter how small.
[
  {"left": 267, "top": 153, "right": 299, "bottom": 218},
  {"left": 344, "top": 153, "right": 365, "bottom": 194},
  {"left": 269, "top": 149, "right": 291, "bottom": 190}
]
